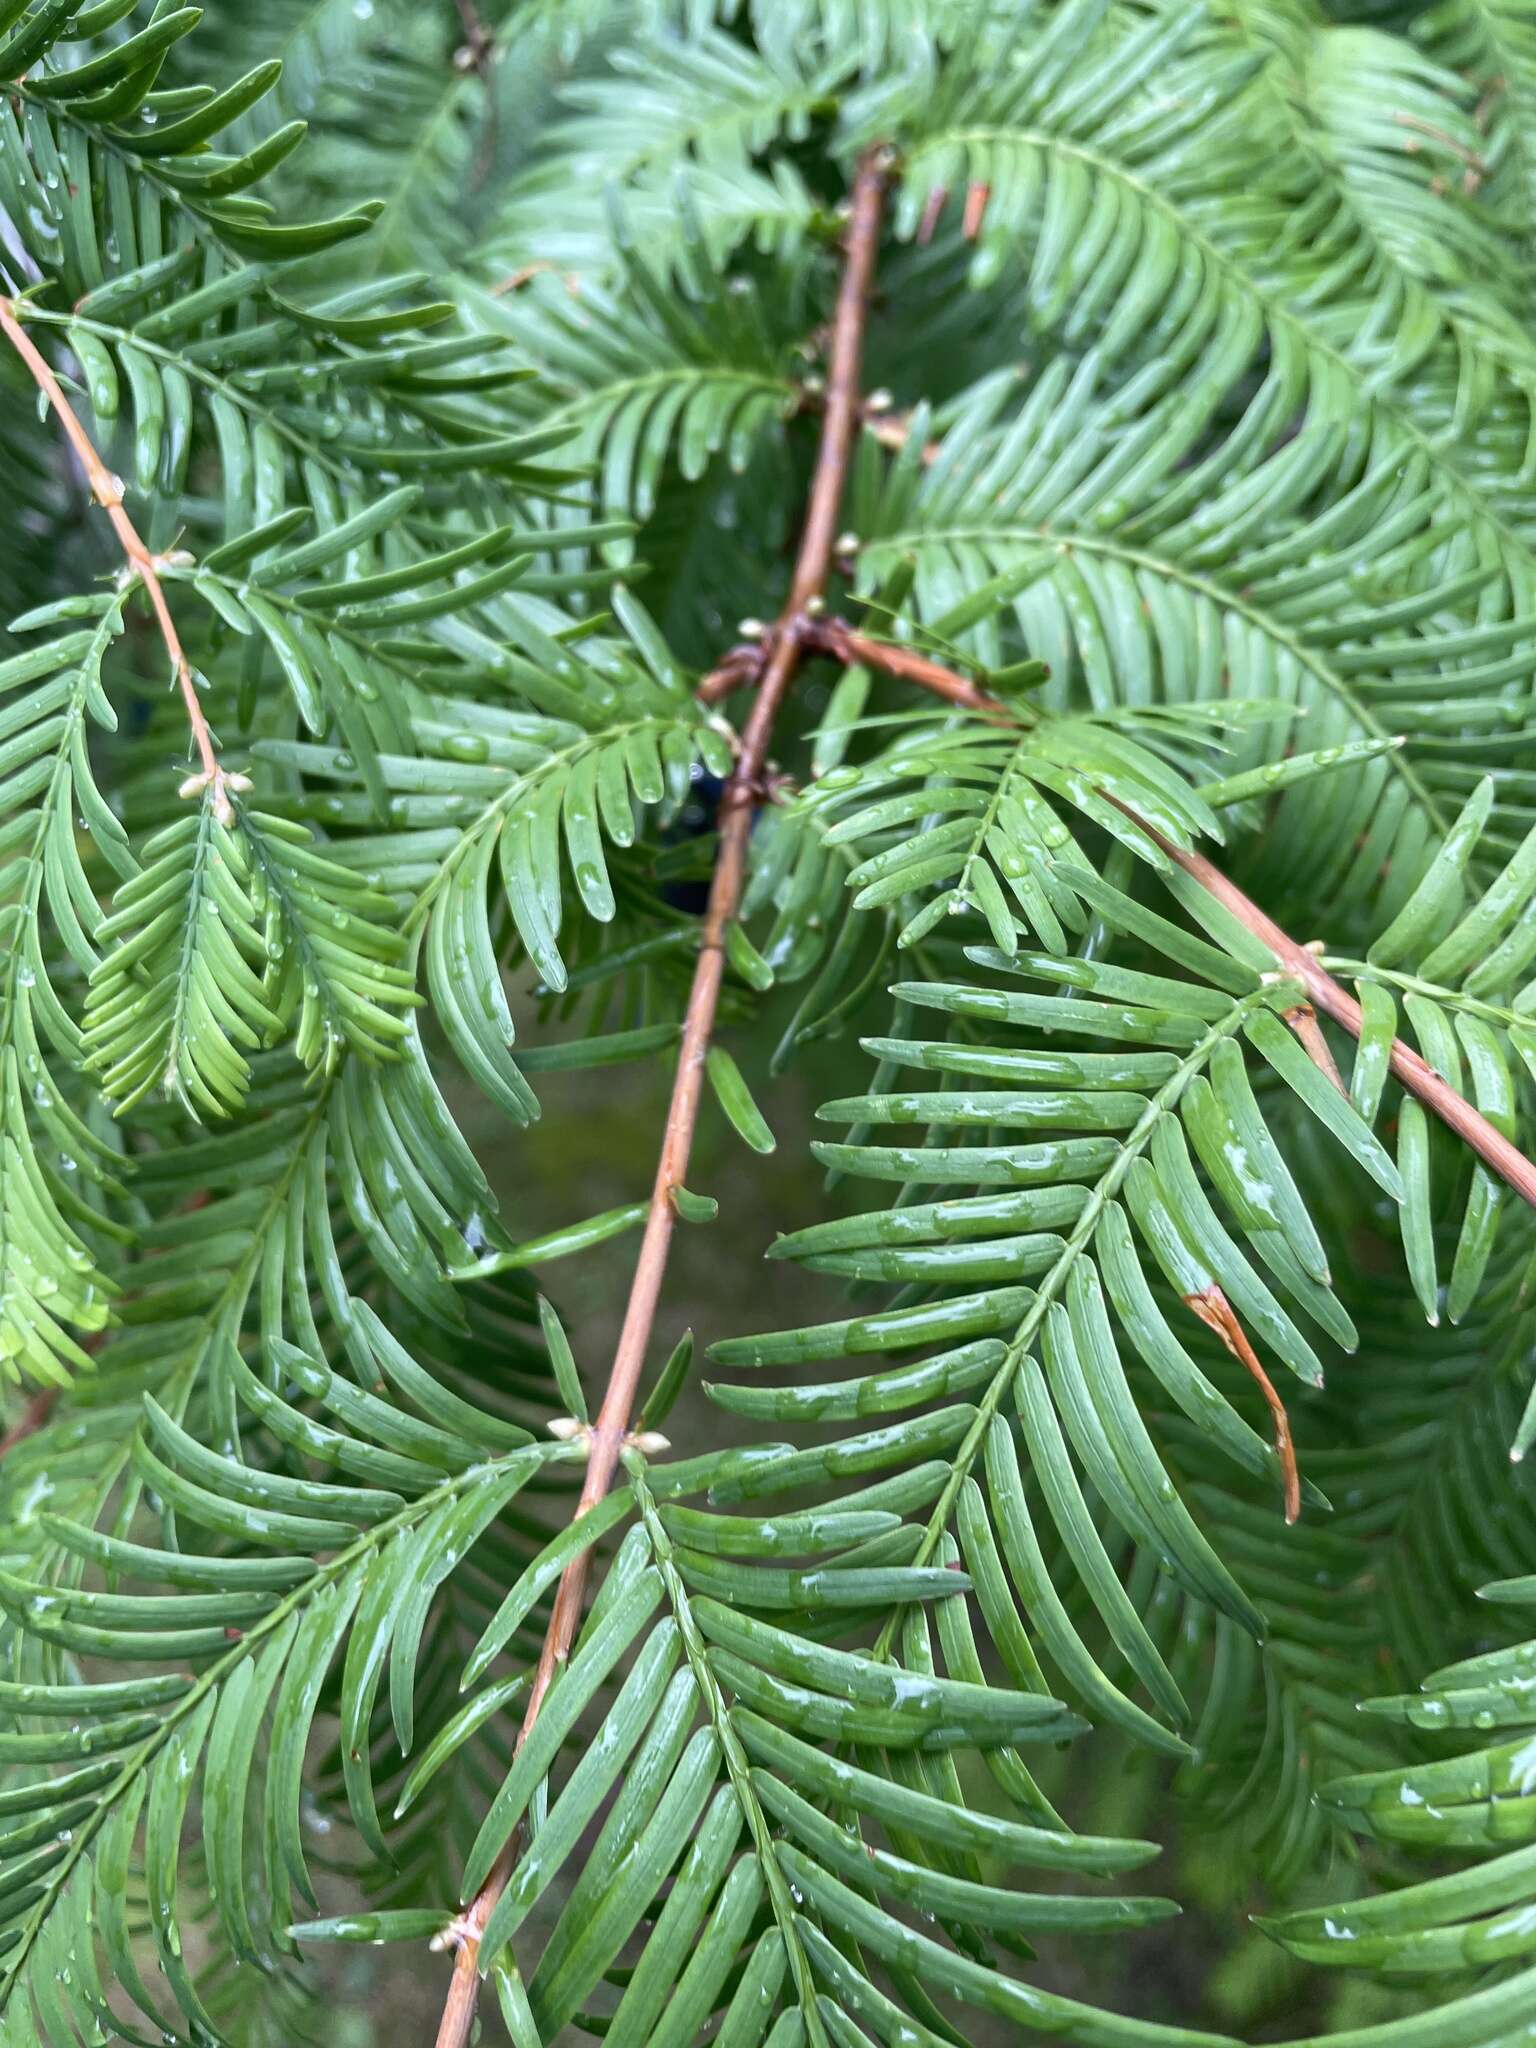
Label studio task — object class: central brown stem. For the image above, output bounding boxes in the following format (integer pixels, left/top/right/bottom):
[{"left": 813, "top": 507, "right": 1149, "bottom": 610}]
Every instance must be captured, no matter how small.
[{"left": 430, "top": 146, "right": 890, "bottom": 2048}]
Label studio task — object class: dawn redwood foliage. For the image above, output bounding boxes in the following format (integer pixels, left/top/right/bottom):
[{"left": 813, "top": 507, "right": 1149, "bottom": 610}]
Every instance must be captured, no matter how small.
[{"left": 4, "top": 2, "right": 1536, "bottom": 2044}]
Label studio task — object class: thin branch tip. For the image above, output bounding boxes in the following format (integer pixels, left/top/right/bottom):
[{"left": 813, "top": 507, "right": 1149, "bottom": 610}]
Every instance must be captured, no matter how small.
[
  {"left": 1152, "top": 820, "right": 1536, "bottom": 1215},
  {"left": 0, "top": 297, "right": 231, "bottom": 798},
  {"left": 842, "top": 620, "right": 1536, "bottom": 1218}
]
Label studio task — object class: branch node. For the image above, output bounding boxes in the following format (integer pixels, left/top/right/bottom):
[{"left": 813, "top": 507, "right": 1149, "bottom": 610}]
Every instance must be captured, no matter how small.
[
  {"left": 430, "top": 1914, "right": 477, "bottom": 1956},
  {"left": 178, "top": 767, "right": 250, "bottom": 828}
]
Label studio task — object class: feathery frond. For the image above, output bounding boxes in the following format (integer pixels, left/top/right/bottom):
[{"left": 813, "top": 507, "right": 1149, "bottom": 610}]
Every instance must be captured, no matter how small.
[{"left": 1, "top": 2, "right": 1536, "bottom": 2044}]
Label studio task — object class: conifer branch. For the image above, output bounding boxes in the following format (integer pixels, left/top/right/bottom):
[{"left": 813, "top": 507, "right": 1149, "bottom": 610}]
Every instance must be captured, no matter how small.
[
  {"left": 431, "top": 146, "right": 893, "bottom": 2048},
  {"left": 819, "top": 628, "right": 1536, "bottom": 1216},
  {"left": 1154, "top": 826, "right": 1536, "bottom": 1212},
  {"left": 0, "top": 299, "right": 241, "bottom": 821},
  {"left": 6, "top": 5, "right": 1536, "bottom": 2035}
]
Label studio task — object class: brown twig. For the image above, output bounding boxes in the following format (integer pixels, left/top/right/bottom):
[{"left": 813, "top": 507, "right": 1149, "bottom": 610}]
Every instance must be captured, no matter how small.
[
  {"left": 696, "top": 640, "right": 768, "bottom": 706},
  {"left": 1185, "top": 1287, "right": 1300, "bottom": 1524},
  {"left": 799, "top": 617, "right": 1014, "bottom": 720},
  {"left": 488, "top": 262, "right": 551, "bottom": 296},
  {"left": 698, "top": 619, "right": 1008, "bottom": 715},
  {"left": 0, "top": 299, "right": 240, "bottom": 821},
  {"left": 818, "top": 629, "right": 1536, "bottom": 1217},
  {"left": 1391, "top": 110, "right": 1486, "bottom": 171},
  {"left": 488, "top": 264, "right": 582, "bottom": 301},
  {"left": 431, "top": 145, "right": 891, "bottom": 2048},
  {"left": 785, "top": 634, "right": 1009, "bottom": 722},
  {"left": 1155, "top": 827, "right": 1536, "bottom": 1212}
]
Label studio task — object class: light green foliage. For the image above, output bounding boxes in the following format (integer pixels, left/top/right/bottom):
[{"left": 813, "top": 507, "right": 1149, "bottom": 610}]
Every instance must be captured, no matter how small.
[{"left": 0, "top": 1, "right": 1534, "bottom": 2044}]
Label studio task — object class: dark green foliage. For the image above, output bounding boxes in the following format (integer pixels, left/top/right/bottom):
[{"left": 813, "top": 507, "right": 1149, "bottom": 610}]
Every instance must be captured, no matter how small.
[{"left": 1, "top": 2, "right": 1536, "bottom": 2044}]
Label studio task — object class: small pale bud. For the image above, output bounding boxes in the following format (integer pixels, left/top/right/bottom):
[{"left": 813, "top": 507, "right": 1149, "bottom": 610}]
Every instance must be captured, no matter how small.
[
  {"left": 865, "top": 387, "right": 894, "bottom": 413},
  {"left": 627, "top": 1429, "right": 671, "bottom": 1457},
  {"left": 835, "top": 531, "right": 859, "bottom": 555},
  {"left": 546, "top": 1416, "right": 589, "bottom": 1442},
  {"left": 429, "top": 1915, "right": 474, "bottom": 1954},
  {"left": 738, "top": 617, "right": 766, "bottom": 640}
]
